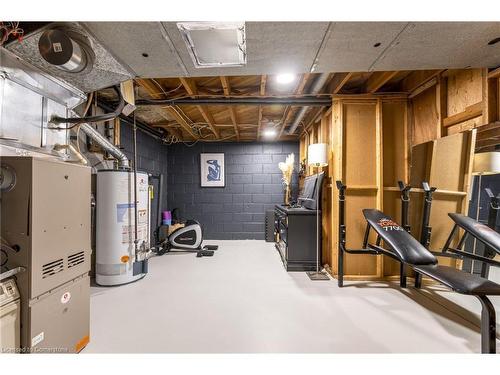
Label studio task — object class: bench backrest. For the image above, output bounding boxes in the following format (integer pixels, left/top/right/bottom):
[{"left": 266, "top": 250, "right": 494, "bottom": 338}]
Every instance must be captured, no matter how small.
[
  {"left": 362, "top": 209, "right": 438, "bottom": 265},
  {"left": 448, "top": 213, "right": 500, "bottom": 255}
]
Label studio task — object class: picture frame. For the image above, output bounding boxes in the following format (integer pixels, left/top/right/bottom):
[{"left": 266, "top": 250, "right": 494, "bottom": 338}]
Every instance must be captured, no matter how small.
[{"left": 200, "top": 153, "right": 225, "bottom": 187}]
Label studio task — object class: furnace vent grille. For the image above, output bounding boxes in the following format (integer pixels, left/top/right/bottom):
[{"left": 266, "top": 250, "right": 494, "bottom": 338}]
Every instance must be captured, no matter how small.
[
  {"left": 42, "top": 258, "right": 64, "bottom": 279},
  {"left": 68, "top": 251, "right": 85, "bottom": 268}
]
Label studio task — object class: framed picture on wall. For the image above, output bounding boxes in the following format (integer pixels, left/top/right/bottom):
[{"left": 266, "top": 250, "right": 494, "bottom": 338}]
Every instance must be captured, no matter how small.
[{"left": 200, "top": 153, "right": 225, "bottom": 187}]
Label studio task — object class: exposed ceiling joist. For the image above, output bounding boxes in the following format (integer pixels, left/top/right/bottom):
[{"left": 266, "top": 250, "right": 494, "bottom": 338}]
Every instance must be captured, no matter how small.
[
  {"left": 330, "top": 72, "right": 354, "bottom": 94},
  {"left": 488, "top": 67, "right": 500, "bottom": 79},
  {"left": 152, "top": 123, "right": 184, "bottom": 139},
  {"left": 260, "top": 75, "right": 267, "bottom": 96},
  {"left": 278, "top": 74, "right": 311, "bottom": 139},
  {"left": 220, "top": 76, "right": 240, "bottom": 141},
  {"left": 136, "top": 79, "right": 198, "bottom": 139},
  {"left": 476, "top": 122, "right": 500, "bottom": 140},
  {"left": 400, "top": 70, "right": 444, "bottom": 92},
  {"left": 163, "top": 106, "right": 199, "bottom": 139},
  {"left": 179, "top": 77, "right": 220, "bottom": 138},
  {"left": 365, "top": 71, "right": 399, "bottom": 93},
  {"left": 257, "top": 75, "right": 267, "bottom": 140},
  {"left": 476, "top": 137, "right": 500, "bottom": 150}
]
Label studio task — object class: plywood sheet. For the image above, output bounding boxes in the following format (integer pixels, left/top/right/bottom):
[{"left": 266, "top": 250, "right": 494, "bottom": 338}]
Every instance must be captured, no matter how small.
[
  {"left": 344, "top": 191, "right": 379, "bottom": 276},
  {"left": 409, "top": 141, "right": 433, "bottom": 187},
  {"left": 428, "top": 197, "right": 463, "bottom": 267},
  {"left": 429, "top": 132, "right": 468, "bottom": 191},
  {"left": 344, "top": 103, "right": 377, "bottom": 186},
  {"left": 412, "top": 88, "right": 438, "bottom": 145},
  {"left": 383, "top": 102, "right": 407, "bottom": 186},
  {"left": 447, "top": 69, "right": 483, "bottom": 116}
]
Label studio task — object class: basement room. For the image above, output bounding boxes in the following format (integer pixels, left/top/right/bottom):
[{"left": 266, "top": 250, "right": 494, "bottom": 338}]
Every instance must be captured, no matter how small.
[{"left": 1, "top": 1, "right": 500, "bottom": 370}]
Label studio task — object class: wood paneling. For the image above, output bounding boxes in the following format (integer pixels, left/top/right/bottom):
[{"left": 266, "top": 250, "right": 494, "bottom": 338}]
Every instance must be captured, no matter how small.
[
  {"left": 382, "top": 102, "right": 407, "bottom": 186},
  {"left": 447, "top": 69, "right": 483, "bottom": 117},
  {"left": 412, "top": 87, "right": 439, "bottom": 145},
  {"left": 344, "top": 103, "right": 377, "bottom": 186}
]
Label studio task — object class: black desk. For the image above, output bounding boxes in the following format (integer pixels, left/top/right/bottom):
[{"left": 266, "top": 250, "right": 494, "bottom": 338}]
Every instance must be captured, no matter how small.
[{"left": 274, "top": 204, "right": 321, "bottom": 271}]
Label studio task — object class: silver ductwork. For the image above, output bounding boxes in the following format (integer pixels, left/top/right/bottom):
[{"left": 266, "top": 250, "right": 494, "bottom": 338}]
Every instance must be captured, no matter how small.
[
  {"left": 80, "top": 123, "right": 130, "bottom": 169},
  {"left": 287, "top": 73, "right": 330, "bottom": 135},
  {"left": 38, "top": 29, "right": 90, "bottom": 73}
]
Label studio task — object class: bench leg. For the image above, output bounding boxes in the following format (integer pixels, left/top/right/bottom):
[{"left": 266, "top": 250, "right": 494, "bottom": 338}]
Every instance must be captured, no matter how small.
[
  {"left": 414, "top": 272, "right": 422, "bottom": 288},
  {"left": 400, "top": 263, "right": 407, "bottom": 288},
  {"left": 477, "top": 296, "right": 496, "bottom": 354}
]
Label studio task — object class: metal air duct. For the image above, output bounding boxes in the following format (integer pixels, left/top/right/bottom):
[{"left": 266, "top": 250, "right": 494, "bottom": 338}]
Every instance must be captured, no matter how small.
[
  {"left": 287, "top": 73, "right": 330, "bottom": 135},
  {"left": 38, "top": 29, "right": 91, "bottom": 73},
  {"left": 80, "top": 123, "right": 130, "bottom": 169}
]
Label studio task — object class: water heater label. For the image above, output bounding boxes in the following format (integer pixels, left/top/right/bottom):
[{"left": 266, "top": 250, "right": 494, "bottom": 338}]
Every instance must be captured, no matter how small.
[
  {"left": 121, "top": 224, "right": 148, "bottom": 244},
  {"left": 61, "top": 291, "right": 71, "bottom": 304},
  {"left": 32, "top": 332, "right": 44, "bottom": 346},
  {"left": 116, "top": 203, "right": 135, "bottom": 223},
  {"left": 138, "top": 209, "right": 147, "bottom": 224}
]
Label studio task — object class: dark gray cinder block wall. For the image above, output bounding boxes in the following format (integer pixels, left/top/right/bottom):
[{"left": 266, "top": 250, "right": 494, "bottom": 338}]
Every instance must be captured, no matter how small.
[
  {"left": 167, "top": 142, "right": 300, "bottom": 240},
  {"left": 119, "top": 121, "right": 169, "bottom": 236}
]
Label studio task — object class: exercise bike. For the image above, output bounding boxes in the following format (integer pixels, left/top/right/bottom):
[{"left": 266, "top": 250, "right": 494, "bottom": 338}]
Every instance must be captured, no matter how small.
[{"left": 153, "top": 209, "right": 218, "bottom": 257}]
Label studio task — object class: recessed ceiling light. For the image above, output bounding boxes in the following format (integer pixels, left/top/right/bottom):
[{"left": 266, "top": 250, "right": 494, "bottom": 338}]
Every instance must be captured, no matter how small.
[
  {"left": 276, "top": 73, "right": 295, "bottom": 85},
  {"left": 263, "top": 128, "right": 277, "bottom": 138},
  {"left": 373, "top": 42, "right": 381, "bottom": 48}
]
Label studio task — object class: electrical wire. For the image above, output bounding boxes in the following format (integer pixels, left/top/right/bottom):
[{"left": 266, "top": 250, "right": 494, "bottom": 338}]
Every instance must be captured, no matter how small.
[
  {"left": 151, "top": 79, "right": 182, "bottom": 98},
  {"left": 51, "top": 86, "right": 124, "bottom": 127},
  {"left": 74, "top": 91, "right": 95, "bottom": 157},
  {"left": 0, "top": 22, "right": 23, "bottom": 46}
]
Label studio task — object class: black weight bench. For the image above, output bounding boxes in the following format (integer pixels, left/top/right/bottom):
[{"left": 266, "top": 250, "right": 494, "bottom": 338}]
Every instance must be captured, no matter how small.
[{"left": 336, "top": 182, "right": 500, "bottom": 353}]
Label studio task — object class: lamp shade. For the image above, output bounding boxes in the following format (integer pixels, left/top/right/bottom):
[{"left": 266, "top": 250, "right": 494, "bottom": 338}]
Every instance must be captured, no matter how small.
[
  {"left": 308, "top": 143, "right": 328, "bottom": 167},
  {"left": 473, "top": 152, "right": 500, "bottom": 175}
]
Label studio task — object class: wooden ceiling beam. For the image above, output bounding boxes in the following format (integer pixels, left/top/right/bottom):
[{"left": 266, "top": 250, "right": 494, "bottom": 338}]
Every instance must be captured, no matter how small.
[
  {"left": 163, "top": 106, "right": 198, "bottom": 139},
  {"left": 179, "top": 77, "right": 220, "bottom": 139},
  {"left": 302, "top": 106, "right": 325, "bottom": 134},
  {"left": 330, "top": 72, "right": 354, "bottom": 94},
  {"left": 476, "top": 122, "right": 500, "bottom": 140},
  {"left": 365, "top": 71, "right": 399, "bottom": 93},
  {"left": 257, "top": 75, "right": 267, "bottom": 140},
  {"left": 220, "top": 76, "right": 240, "bottom": 141},
  {"left": 151, "top": 124, "right": 183, "bottom": 139},
  {"left": 400, "top": 70, "right": 445, "bottom": 93},
  {"left": 488, "top": 67, "right": 500, "bottom": 79},
  {"left": 476, "top": 137, "right": 500, "bottom": 150},
  {"left": 136, "top": 79, "right": 197, "bottom": 139},
  {"left": 278, "top": 73, "right": 311, "bottom": 139},
  {"left": 259, "top": 75, "right": 267, "bottom": 96}
]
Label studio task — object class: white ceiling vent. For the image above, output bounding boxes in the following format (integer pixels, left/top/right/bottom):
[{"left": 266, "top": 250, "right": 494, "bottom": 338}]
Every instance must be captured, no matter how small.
[{"left": 177, "top": 22, "right": 246, "bottom": 68}]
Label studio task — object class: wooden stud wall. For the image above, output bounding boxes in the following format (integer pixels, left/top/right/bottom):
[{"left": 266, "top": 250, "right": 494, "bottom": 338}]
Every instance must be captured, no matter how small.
[
  {"left": 302, "top": 97, "right": 410, "bottom": 279},
  {"left": 297, "top": 66, "right": 498, "bottom": 281}
]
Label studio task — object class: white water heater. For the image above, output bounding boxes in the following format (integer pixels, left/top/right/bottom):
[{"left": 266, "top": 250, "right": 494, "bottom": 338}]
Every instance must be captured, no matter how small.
[{"left": 96, "top": 170, "right": 150, "bottom": 286}]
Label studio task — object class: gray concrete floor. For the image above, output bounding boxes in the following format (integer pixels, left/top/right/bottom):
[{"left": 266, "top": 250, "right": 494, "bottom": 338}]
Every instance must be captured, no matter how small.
[{"left": 83, "top": 240, "right": 500, "bottom": 353}]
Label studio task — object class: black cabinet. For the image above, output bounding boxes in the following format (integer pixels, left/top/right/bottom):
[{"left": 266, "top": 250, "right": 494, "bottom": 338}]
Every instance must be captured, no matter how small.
[{"left": 274, "top": 204, "right": 320, "bottom": 271}]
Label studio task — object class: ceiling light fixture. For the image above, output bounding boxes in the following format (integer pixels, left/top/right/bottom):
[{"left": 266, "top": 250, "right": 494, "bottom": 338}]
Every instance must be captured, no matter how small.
[
  {"left": 276, "top": 73, "right": 295, "bottom": 85},
  {"left": 263, "top": 128, "right": 277, "bottom": 138}
]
